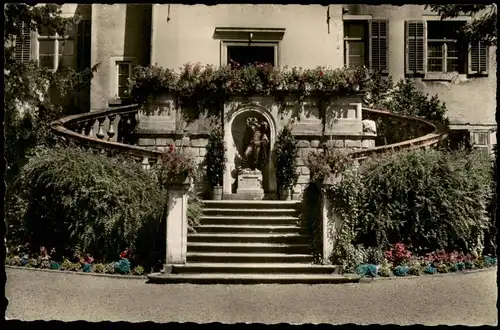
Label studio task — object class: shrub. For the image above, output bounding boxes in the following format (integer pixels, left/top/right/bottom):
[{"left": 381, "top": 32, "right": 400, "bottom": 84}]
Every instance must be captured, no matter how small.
[
  {"left": 424, "top": 265, "right": 437, "bottom": 274},
  {"left": 436, "top": 263, "right": 448, "bottom": 273},
  {"left": 306, "top": 147, "right": 353, "bottom": 183},
  {"left": 60, "top": 259, "right": 75, "bottom": 271},
  {"left": 205, "top": 125, "right": 226, "bottom": 188},
  {"left": 40, "top": 259, "right": 51, "bottom": 269},
  {"left": 275, "top": 126, "right": 300, "bottom": 196},
  {"left": 408, "top": 265, "right": 422, "bottom": 276},
  {"left": 474, "top": 258, "right": 485, "bottom": 269},
  {"left": 50, "top": 262, "right": 60, "bottom": 270},
  {"left": 132, "top": 265, "right": 145, "bottom": 275},
  {"left": 27, "top": 258, "right": 39, "bottom": 268},
  {"left": 12, "top": 146, "right": 166, "bottom": 262},
  {"left": 156, "top": 145, "right": 196, "bottom": 186},
  {"left": 105, "top": 262, "right": 116, "bottom": 274},
  {"left": 378, "top": 266, "right": 392, "bottom": 277},
  {"left": 464, "top": 261, "right": 475, "bottom": 269},
  {"left": 115, "top": 259, "right": 131, "bottom": 274},
  {"left": 484, "top": 256, "right": 497, "bottom": 266},
  {"left": 364, "top": 247, "right": 385, "bottom": 265},
  {"left": 93, "top": 263, "right": 105, "bottom": 273},
  {"left": 355, "top": 149, "right": 492, "bottom": 254},
  {"left": 384, "top": 243, "right": 412, "bottom": 266},
  {"left": 356, "top": 264, "right": 378, "bottom": 278},
  {"left": 393, "top": 266, "right": 409, "bottom": 276},
  {"left": 82, "top": 263, "right": 92, "bottom": 273}
]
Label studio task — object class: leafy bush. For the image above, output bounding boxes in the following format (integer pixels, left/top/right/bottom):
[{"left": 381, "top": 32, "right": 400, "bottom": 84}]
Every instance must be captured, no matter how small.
[
  {"left": 27, "top": 258, "right": 39, "bottom": 268},
  {"left": 384, "top": 243, "right": 412, "bottom": 266},
  {"left": 82, "top": 263, "right": 92, "bottom": 273},
  {"left": 115, "top": 259, "right": 131, "bottom": 274},
  {"left": 12, "top": 146, "right": 166, "bottom": 262},
  {"left": 356, "top": 264, "right": 378, "bottom": 278},
  {"left": 93, "top": 263, "right": 105, "bottom": 273},
  {"left": 132, "top": 266, "right": 145, "bottom": 275},
  {"left": 275, "top": 126, "right": 300, "bottom": 196},
  {"left": 50, "top": 262, "right": 60, "bottom": 270},
  {"left": 60, "top": 259, "right": 78, "bottom": 271},
  {"left": 105, "top": 262, "right": 116, "bottom": 274},
  {"left": 306, "top": 147, "right": 353, "bottom": 183},
  {"left": 157, "top": 145, "right": 196, "bottom": 186},
  {"left": 423, "top": 265, "right": 437, "bottom": 274},
  {"left": 408, "top": 265, "right": 422, "bottom": 276},
  {"left": 363, "top": 75, "right": 448, "bottom": 124},
  {"left": 378, "top": 266, "right": 392, "bottom": 277},
  {"left": 393, "top": 266, "right": 409, "bottom": 277},
  {"left": 355, "top": 149, "right": 492, "bottom": 254},
  {"left": 205, "top": 125, "right": 226, "bottom": 188}
]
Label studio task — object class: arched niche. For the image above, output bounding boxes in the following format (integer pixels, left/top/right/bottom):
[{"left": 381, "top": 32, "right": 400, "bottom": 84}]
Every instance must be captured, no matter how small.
[{"left": 224, "top": 104, "right": 277, "bottom": 197}]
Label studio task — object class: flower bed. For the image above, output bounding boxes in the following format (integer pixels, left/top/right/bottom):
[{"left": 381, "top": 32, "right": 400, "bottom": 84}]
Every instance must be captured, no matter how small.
[
  {"left": 354, "top": 243, "right": 497, "bottom": 278},
  {"left": 5, "top": 247, "right": 149, "bottom": 277}
]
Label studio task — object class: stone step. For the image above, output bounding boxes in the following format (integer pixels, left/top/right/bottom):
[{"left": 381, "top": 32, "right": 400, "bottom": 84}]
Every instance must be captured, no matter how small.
[
  {"left": 200, "top": 215, "right": 301, "bottom": 226},
  {"left": 186, "top": 252, "right": 313, "bottom": 264},
  {"left": 170, "top": 263, "right": 340, "bottom": 275},
  {"left": 147, "top": 273, "right": 361, "bottom": 284},
  {"left": 187, "top": 242, "right": 310, "bottom": 254},
  {"left": 188, "top": 233, "right": 310, "bottom": 244},
  {"left": 193, "top": 224, "right": 305, "bottom": 234},
  {"left": 203, "top": 200, "right": 301, "bottom": 210},
  {"left": 203, "top": 208, "right": 301, "bottom": 216}
]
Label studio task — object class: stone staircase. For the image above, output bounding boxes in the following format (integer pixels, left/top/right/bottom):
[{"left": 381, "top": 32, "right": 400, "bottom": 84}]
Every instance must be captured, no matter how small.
[{"left": 148, "top": 200, "right": 361, "bottom": 284}]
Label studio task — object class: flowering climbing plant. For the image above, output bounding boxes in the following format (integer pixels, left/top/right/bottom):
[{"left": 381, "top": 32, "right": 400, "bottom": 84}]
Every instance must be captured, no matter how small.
[
  {"left": 128, "top": 62, "right": 370, "bottom": 114},
  {"left": 156, "top": 145, "right": 196, "bottom": 187}
]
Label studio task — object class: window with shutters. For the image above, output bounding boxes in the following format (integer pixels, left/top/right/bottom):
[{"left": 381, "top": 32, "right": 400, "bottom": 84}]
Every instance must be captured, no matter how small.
[
  {"left": 116, "top": 61, "right": 133, "bottom": 99},
  {"left": 14, "top": 21, "right": 32, "bottom": 63},
  {"left": 37, "top": 26, "right": 74, "bottom": 71},
  {"left": 344, "top": 20, "right": 388, "bottom": 73},
  {"left": 406, "top": 20, "right": 488, "bottom": 77}
]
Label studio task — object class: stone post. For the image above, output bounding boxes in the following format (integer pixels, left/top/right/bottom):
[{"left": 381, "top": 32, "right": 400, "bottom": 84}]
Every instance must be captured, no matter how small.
[
  {"left": 320, "top": 173, "right": 343, "bottom": 265},
  {"left": 163, "top": 181, "right": 190, "bottom": 274}
]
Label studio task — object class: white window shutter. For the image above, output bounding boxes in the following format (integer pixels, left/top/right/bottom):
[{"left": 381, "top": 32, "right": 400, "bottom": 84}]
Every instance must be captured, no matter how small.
[
  {"left": 369, "top": 20, "right": 389, "bottom": 73},
  {"left": 14, "top": 21, "right": 32, "bottom": 63},
  {"left": 405, "top": 21, "right": 425, "bottom": 74}
]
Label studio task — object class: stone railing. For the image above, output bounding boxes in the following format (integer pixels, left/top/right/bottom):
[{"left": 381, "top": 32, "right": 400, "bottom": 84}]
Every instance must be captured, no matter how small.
[
  {"left": 352, "top": 107, "right": 448, "bottom": 161},
  {"left": 50, "top": 104, "right": 163, "bottom": 169}
]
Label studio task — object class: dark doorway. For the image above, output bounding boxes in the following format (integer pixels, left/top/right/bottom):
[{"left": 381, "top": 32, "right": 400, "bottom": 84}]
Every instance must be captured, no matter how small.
[{"left": 227, "top": 45, "right": 275, "bottom": 67}]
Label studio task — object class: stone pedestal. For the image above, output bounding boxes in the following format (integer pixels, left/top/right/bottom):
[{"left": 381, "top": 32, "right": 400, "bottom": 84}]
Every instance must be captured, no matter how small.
[
  {"left": 163, "top": 182, "right": 190, "bottom": 273},
  {"left": 236, "top": 169, "right": 264, "bottom": 199},
  {"left": 320, "top": 175, "right": 343, "bottom": 265}
]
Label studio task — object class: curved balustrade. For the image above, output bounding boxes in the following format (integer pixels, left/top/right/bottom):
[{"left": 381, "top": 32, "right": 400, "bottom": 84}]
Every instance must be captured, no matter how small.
[
  {"left": 353, "top": 107, "right": 448, "bottom": 161},
  {"left": 50, "top": 104, "right": 163, "bottom": 169},
  {"left": 51, "top": 104, "right": 448, "bottom": 169}
]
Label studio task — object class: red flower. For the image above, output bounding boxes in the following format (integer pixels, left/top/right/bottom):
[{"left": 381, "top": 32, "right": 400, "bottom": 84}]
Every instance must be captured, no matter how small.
[
  {"left": 168, "top": 144, "right": 175, "bottom": 153},
  {"left": 120, "top": 249, "right": 129, "bottom": 259},
  {"left": 319, "top": 71, "right": 324, "bottom": 77}
]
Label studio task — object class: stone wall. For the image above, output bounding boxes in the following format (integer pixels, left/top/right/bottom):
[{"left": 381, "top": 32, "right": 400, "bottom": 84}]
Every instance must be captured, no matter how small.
[{"left": 135, "top": 93, "right": 374, "bottom": 199}]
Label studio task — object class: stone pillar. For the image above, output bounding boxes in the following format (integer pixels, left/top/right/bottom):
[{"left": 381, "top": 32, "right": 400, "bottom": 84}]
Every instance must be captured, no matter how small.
[
  {"left": 320, "top": 174, "right": 343, "bottom": 265},
  {"left": 163, "top": 182, "right": 190, "bottom": 273}
]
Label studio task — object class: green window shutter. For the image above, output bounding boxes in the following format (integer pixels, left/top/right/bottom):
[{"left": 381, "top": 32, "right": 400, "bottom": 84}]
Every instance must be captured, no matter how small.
[
  {"left": 369, "top": 20, "right": 388, "bottom": 73},
  {"left": 468, "top": 41, "right": 488, "bottom": 75},
  {"left": 405, "top": 21, "right": 425, "bottom": 74}
]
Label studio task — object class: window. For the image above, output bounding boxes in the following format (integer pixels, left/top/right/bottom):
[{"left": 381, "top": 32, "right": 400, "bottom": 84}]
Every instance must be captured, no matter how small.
[
  {"left": 472, "top": 132, "right": 489, "bottom": 146},
  {"left": 14, "top": 21, "right": 32, "bottom": 63},
  {"left": 405, "top": 20, "right": 488, "bottom": 76},
  {"left": 116, "top": 61, "right": 132, "bottom": 99},
  {"left": 343, "top": 20, "right": 388, "bottom": 72},
  {"left": 37, "top": 26, "right": 74, "bottom": 71},
  {"left": 227, "top": 45, "right": 275, "bottom": 67},
  {"left": 76, "top": 20, "right": 91, "bottom": 71},
  {"left": 426, "top": 21, "right": 466, "bottom": 74}
]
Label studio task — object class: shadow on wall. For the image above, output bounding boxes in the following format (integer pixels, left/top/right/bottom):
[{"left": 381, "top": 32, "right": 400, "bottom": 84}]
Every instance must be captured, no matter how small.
[{"left": 124, "top": 4, "right": 152, "bottom": 67}]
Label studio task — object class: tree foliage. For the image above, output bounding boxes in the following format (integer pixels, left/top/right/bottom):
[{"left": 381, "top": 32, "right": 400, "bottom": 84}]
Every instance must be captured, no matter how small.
[
  {"left": 4, "top": 3, "right": 98, "bottom": 181},
  {"left": 426, "top": 4, "right": 497, "bottom": 46}
]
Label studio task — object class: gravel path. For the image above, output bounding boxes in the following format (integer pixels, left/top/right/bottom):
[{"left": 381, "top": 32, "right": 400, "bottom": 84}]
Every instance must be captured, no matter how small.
[{"left": 5, "top": 267, "right": 498, "bottom": 325}]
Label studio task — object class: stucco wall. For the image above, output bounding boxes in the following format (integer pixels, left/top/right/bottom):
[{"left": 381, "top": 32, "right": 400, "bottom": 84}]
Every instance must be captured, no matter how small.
[
  {"left": 151, "top": 4, "right": 344, "bottom": 69},
  {"left": 344, "top": 4, "right": 496, "bottom": 127},
  {"left": 90, "top": 4, "right": 152, "bottom": 111}
]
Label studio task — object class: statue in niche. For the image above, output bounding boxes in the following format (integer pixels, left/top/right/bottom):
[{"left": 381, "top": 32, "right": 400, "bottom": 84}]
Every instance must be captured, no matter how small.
[{"left": 241, "top": 117, "right": 270, "bottom": 171}]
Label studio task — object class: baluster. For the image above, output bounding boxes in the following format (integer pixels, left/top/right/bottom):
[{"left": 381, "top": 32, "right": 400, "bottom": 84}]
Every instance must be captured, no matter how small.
[
  {"left": 84, "top": 120, "right": 94, "bottom": 136},
  {"left": 141, "top": 156, "right": 150, "bottom": 170},
  {"left": 96, "top": 117, "right": 106, "bottom": 139},
  {"left": 107, "top": 114, "right": 116, "bottom": 139},
  {"left": 74, "top": 122, "right": 82, "bottom": 134}
]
